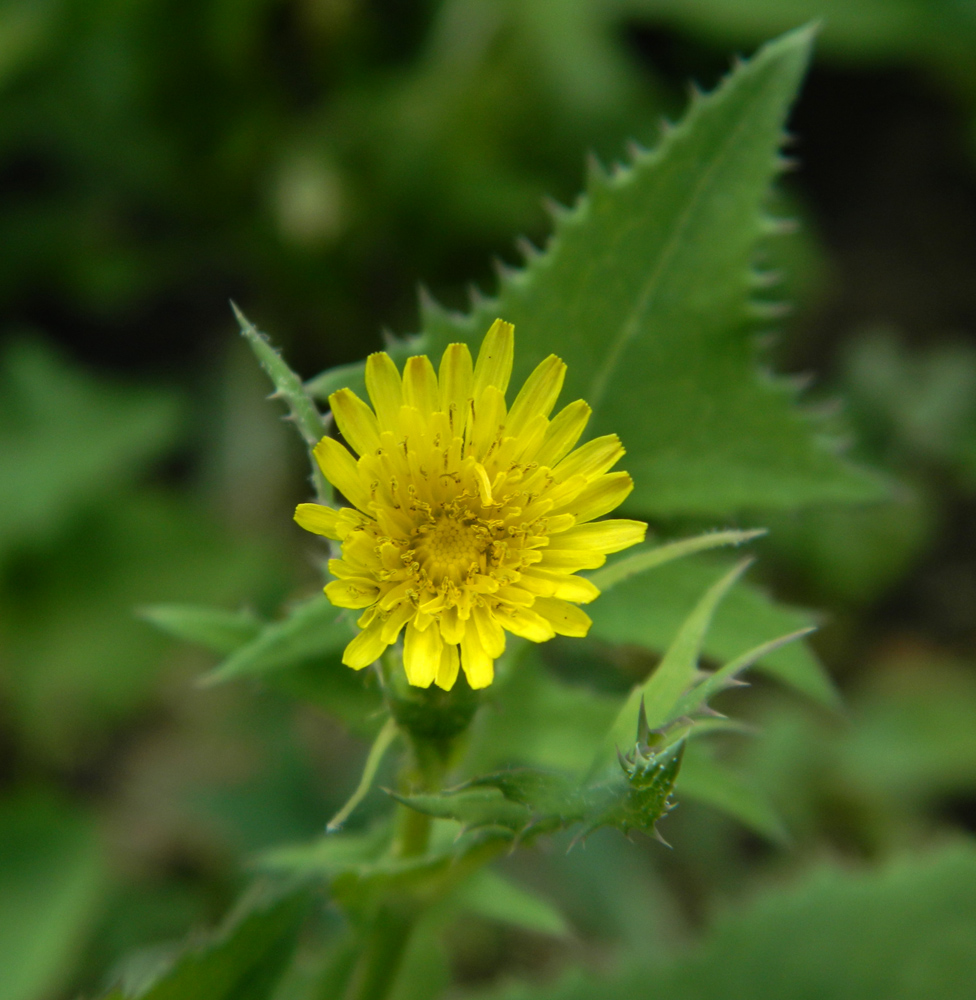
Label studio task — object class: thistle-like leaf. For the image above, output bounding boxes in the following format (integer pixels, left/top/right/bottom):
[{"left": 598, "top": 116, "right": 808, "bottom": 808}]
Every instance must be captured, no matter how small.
[{"left": 306, "top": 26, "right": 883, "bottom": 517}]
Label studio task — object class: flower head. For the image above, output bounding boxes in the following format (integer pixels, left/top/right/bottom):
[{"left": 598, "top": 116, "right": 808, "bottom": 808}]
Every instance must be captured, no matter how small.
[{"left": 296, "top": 319, "right": 645, "bottom": 691}]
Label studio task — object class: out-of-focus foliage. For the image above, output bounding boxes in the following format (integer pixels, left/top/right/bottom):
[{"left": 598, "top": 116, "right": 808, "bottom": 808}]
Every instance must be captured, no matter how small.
[
  {"left": 0, "top": 792, "right": 105, "bottom": 1000},
  {"left": 487, "top": 841, "right": 976, "bottom": 1000}
]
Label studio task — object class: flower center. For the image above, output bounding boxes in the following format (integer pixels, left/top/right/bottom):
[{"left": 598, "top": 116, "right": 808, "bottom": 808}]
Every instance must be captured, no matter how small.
[{"left": 413, "top": 513, "right": 487, "bottom": 586}]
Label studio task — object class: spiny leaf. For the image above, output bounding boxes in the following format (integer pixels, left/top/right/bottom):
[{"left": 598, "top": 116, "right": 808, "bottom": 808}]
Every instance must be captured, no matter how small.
[
  {"left": 669, "top": 626, "right": 815, "bottom": 723},
  {"left": 588, "top": 553, "right": 837, "bottom": 707},
  {"left": 233, "top": 304, "right": 330, "bottom": 502},
  {"left": 597, "top": 560, "right": 751, "bottom": 776},
  {"left": 395, "top": 707, "right": 685, "bottom": 847},
  {"left": 362, "top": 25, "right": 882, "bottom": 517}
]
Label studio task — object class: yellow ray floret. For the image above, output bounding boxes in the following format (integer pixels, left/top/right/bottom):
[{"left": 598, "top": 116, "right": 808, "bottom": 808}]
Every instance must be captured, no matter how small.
[{"left": 295, "top": 319, "right": 646, "bottom": 691}]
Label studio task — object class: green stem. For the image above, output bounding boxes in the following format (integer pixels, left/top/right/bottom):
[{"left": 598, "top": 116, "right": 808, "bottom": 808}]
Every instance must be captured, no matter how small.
[{"left": 343, "top": 716, "right": 442, "bottom": 1000}]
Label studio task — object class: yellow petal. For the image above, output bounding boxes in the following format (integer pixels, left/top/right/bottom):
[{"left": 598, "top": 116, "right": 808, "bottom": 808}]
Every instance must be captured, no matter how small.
[
  {"left": 313, "top": 437, "right": 371, "bottom": 512},
  {"left": 473, "top": 603, "right": 506, "bottom": 658},
  {"left": 497, "top": 605, "right": 556, "bottom": 643},
  {"left": 532, "top": 597, "right": 592, "bottom": 637},
  {"left": 505, "top": 354, "right": 566, "bottom": 437},
  {"left": 325, "top": 578, "right": 379, "bottom": 609},
  {"left": 342, "top": 618, "right": 389, "bottom": 670},
  {"left": 364, "top": 352, "right": 403, "bottom": 433},
  {"left": 534, "top": 399, "right": 590, "bottom": 467},
  {"left": 469, "top": 385, "right": 506, "bottom": 459},
  {"left": 460, "top": 622, "right": 494, "bottom": 689},
  {"left": 538, "top": 548, "right": 606, "bottom": 572},
  {"left": 294, "top": 503, "right": 342, "bottom": 539},
  {"left": 402, "top": 355, "right": 440, "bottom": 417},
  {"left": 472, "top": 318, "right": 514, "bottom": 397},
  {"left": 439, "top": 343, "right": 474, "bottom": 435},
  {"left": 521, "top": 569, "right": 601, "bottom": 604},
  {"left": 553, "top": 434, "right": 624, "bottom": 482},
  {"left": 404, "top": 621, "right": 441, "bottom": 687},
  {"left": 435, "top": 643, "right": 460, "bottom": 690},
  {"left": 329, "top": 389, "right": 381, "bottom": 457},
  {"left": 380, "top": 602, "right": 415, "bottom": 644},
  {"left": 555, "top": 472, "right": 633, "bottom": 523},
  {"left": 548, "top": 519, "right": 646, "bottom": 554},
  {"left": 494, "top": 585, "right": 536, "bottom": 607},
  {"left": 439, "top": 604, "right": 466, "bottom": 644}
]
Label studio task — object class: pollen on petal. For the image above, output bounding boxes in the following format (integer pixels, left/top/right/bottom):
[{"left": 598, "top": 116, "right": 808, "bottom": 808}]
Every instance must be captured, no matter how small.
[{"left": 325, "top": 578, "right": 380, "bottom": 609}]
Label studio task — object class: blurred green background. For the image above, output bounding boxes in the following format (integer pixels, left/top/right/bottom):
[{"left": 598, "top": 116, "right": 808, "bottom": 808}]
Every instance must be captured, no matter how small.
[{"left": 1, "top": 2, "right": 976, "bottom": 998}]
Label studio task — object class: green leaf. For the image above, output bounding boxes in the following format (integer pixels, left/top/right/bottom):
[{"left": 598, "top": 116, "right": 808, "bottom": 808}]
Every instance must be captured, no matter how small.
[
  {"left": 233, "top": 305, "right": 330, "bottom": 502},
  {"left": 3, "top": 490, "right": 278, "bottom": 767},
  {"left": 655, "top": 842, "right": 976, "bottom": 1000},
  {"left": 131, "top": 891, "right": 308, "bottom": 1000},
  {"left": 139, "top": 604, "right": 263, "bottom": 656},
  {"left": 589, "top": 529, "right": 765, "bottom": 591},
  {"left": 257, "top": 822, "right": 393, "bottom": 881},
  {"left": 0, "top": 791, "right": 106, "bottom": 1000},
  {"left": 675, "top": 744, "right": 788, "bottom": 843},
  {"left": 199, "top": 595, "right": 384, "bottom": 729},
  {"left": 588, "top": 553, "right": 837, "bottom": 707},
  {"left": 367, "top": 26, "right": 881, "bottom": 518},
  {"left": 454, "top": 868, "right": 569, "bottom": 937},
  {"left": 203, "top": 595, "right": 352, "bottom": 684},
  {"left": 491, "top": 843, "right": 976, "bottom": 1000},
  {"left": 599, "top": 561, "right": 750, "bottom": 771},
  {"left": 0, "top": 338, "right": 179, "bottom": 560}
]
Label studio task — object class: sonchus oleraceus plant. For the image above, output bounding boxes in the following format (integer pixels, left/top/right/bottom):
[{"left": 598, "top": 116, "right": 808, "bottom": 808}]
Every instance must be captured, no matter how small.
[{"left": 141, "top": 25, "right": 882, "bottom": 1000}]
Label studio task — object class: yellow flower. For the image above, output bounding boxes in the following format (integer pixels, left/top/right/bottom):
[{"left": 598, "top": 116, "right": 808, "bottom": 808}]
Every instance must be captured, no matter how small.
[{"left": 295, "top": 319, "right": 646, "bottom": 691}]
